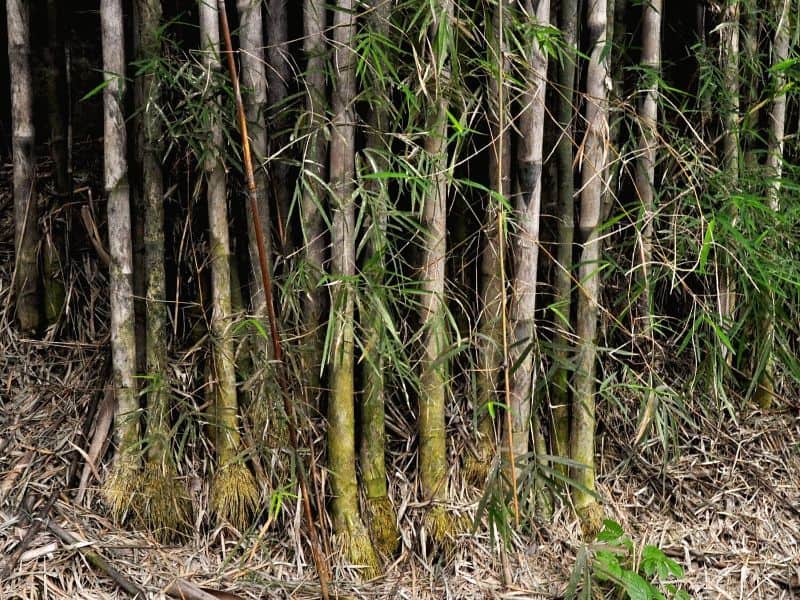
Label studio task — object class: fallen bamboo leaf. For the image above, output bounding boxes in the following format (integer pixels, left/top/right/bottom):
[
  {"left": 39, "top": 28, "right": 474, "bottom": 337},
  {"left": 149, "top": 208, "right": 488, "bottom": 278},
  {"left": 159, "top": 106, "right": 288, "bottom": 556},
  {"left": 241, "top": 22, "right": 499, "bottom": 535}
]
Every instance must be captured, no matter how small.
[
  {"left": 0, "top": 450, "right": 34, "bottom": 504},
  {"left": 19, "top": 542, "right": 58, "bottom": 562},
  {"left": 80, "top": 205, "right": 112, "bottom": 267},
  {"left": 165, "top": 579, "right": 244, "bottom": 600},
  {"left": 76, "top": 386, "right": 114, "bottom": 503}
]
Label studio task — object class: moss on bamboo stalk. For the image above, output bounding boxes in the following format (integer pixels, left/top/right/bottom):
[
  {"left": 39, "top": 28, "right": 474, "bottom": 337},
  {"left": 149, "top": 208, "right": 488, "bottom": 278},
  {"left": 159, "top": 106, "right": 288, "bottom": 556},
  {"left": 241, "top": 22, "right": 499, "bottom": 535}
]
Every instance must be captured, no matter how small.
[{"left": 104, "top": 415, "right": 144, "bottom": 523}]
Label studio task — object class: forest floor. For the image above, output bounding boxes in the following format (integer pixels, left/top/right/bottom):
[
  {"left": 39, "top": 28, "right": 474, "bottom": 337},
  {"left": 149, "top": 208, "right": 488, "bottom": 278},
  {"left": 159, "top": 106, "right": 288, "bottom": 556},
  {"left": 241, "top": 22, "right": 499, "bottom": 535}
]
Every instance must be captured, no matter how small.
[{"left": 1, "top": 162, "right": 799, "bottom": 599}]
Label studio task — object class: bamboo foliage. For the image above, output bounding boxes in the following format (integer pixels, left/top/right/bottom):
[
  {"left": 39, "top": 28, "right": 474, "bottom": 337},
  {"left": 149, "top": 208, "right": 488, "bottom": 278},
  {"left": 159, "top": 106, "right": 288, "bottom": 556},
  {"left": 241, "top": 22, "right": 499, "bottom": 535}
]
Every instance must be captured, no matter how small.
[
  {"left": 100, "top": 0, "right": 143, "bottom": 522},
  {"left": 7, "top": 0, "right": 41, "bottom": 333}
]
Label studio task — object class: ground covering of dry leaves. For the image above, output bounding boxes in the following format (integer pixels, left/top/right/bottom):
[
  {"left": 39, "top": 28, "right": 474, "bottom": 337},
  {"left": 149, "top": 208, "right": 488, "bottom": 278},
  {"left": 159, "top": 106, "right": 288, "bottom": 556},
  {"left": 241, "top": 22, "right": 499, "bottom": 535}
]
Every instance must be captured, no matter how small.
[{"left": 1, "top": 162, "right": 798, "bottom": 599}]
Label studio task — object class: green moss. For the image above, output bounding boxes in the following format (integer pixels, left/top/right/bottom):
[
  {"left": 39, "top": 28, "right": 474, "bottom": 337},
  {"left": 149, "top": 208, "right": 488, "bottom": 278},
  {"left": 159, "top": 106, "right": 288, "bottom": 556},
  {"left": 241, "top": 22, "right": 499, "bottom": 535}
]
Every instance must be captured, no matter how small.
[
  {"left": 104, "top": 451, "right": 144, "bottom": 524},
  {"left": 365, "top": 495, "right": 399, "bottom": 557},
  {"left": 211, "top": 462, "right": 259, "bottom": 530},
  {"left": 576, "top": 500, "right": 605, "bottom": 540},
  {"left": 334, "top": 515, "right": 380, "bottom": 580},
  {"left": 424, "top": 505, "right": 468, "bottom": 554}
]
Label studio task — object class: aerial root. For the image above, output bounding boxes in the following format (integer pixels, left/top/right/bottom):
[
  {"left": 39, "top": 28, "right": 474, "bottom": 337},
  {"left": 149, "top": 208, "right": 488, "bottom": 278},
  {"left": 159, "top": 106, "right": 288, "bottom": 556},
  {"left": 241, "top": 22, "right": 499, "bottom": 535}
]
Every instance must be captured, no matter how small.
[
  {"left": 141, "top": 461, "right": 192, "bottom": 542},
  {"left": 576, "top": 500, "right": 605, "bottom": 540},
  {"left": 365, "top": 495, "right": 399, "bottom": 557},
  {"left": 334, "top": 516, "right": 380, "bottom": 580},
  {"left": 424, "top": 504, "right": 469, "bottom": 555},
  {"left": 211, "top": 462, "right": 259, "bottom": 531},
  {"left": 103, "top": 453, "right": 144, "bottom": 524}
]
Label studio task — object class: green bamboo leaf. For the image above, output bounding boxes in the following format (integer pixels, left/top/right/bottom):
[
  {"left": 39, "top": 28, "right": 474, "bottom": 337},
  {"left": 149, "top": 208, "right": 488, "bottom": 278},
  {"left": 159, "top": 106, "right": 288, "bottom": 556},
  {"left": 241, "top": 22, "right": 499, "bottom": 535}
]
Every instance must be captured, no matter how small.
[
  {"left": 698, "top": 219, "right": 714, "bottom": 273},
  {"left": 80, "top": 78, "right": 112, "bottom": 101},
  {"left": 565, "top": 546, "right": 588, "bottom": 600}
]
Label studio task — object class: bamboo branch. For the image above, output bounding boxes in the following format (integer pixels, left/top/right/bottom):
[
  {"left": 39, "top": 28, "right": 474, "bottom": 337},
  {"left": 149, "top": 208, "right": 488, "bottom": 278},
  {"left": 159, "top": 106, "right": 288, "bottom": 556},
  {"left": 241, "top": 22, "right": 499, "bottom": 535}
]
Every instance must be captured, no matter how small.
[
  {"left": 1, "top": 489, "right": 58, "bottom": 579},
  {"left": 215, "top": 3, "right": 331, "bottom": 598},
  {"left": 43, "top": 514, "right": 145, "bottom": 598}
]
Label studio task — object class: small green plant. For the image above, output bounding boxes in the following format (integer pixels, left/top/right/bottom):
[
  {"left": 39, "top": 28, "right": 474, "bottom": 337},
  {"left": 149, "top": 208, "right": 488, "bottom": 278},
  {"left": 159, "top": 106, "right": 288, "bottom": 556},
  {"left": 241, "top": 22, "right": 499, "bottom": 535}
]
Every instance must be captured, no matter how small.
[{"left": 566, "top": 519, "right": 691, "bottom": 600}]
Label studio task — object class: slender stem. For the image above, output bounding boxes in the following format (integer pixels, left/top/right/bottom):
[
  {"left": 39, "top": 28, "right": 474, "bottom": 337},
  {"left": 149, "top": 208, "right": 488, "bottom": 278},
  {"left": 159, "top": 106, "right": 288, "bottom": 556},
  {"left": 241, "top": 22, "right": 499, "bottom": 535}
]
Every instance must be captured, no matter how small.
[
  {"left": 495, "top": 0, "right": 519, "bottom": 527},
  {"left": 216, "top": 3, "right": 331, "bottom": 597}
]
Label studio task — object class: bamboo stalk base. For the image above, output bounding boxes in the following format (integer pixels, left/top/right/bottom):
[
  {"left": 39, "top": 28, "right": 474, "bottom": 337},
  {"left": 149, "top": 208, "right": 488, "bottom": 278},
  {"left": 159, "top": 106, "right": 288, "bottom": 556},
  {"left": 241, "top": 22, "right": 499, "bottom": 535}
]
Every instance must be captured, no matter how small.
[
  {"left": 334, "top": 515, "right": 380, "bottom": 580},
  {"left": 424, "top": 504, "right": 469, "bottom": 554},
  {"left": 576, "top": 500, "right": 604, "bottom": 540},
  {"left": 462, "top": 435, "right": 494, "bottom": 487},
  {"left": 104, "top": 452, "right": 144, "bottom": 524},
  {"left": 365, "top": 495, "right": 399, "bottom": 557},
  {"left": 140, "top": 461, "right": 192, "bottom": 542},
  {"left": 211, "top": 462, "right": 259, "bottom": 530}
]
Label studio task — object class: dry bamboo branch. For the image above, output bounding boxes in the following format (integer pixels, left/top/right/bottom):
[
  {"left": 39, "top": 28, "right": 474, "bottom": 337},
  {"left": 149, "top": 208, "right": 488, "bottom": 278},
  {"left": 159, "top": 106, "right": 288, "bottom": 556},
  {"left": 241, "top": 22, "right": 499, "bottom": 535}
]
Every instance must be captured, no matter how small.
[
  {"left": 44, "top": 516, "right": 145, "bottom": 598},
  {"left": 165, "top": 578, "right": 244, "bottom": 600},
  {"left": 215, "top": 3, "right": 331, "bottom": 597},
  {"left": 1, "top": 489, "right": 58, "bottom": 579}
]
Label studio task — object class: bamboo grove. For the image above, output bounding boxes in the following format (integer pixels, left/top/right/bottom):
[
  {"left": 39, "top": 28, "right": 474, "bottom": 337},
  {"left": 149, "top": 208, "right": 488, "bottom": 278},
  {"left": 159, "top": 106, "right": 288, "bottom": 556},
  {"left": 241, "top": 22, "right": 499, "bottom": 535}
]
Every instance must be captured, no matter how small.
[{"left": 4, "top": 0, "right": 800, "bottom": 584}]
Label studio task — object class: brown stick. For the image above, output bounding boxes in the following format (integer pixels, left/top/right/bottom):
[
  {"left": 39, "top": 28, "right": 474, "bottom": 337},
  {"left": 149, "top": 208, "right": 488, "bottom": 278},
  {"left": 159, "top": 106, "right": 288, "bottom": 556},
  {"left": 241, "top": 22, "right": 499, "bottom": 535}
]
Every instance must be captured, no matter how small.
[
  {"left": 1, "top": 489, "right": 58, "bottom": 579},
  {"left": 215, "top": 3, "right": 331, "bottom": 598},
  {"left": 44, "top": 516, "right": 145, "bottom": 597},
  {"left": 165, "top": 579, "right": 241, "bottom": 600}
]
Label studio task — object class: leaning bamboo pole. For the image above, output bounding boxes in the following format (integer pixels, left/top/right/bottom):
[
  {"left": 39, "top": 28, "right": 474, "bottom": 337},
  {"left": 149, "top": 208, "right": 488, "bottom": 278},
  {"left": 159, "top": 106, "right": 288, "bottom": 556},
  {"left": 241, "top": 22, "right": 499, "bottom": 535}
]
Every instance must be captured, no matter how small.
[{"left": 216, "top": 2, "right": 331, "bottom": 595}]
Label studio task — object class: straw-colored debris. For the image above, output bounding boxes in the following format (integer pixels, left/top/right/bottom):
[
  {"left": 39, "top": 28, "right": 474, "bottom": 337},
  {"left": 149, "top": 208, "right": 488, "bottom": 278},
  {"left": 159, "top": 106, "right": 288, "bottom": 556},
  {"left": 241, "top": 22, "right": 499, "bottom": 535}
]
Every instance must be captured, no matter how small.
[{"left": 1, "top": 163, "right": 799, "bottom": 598}]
